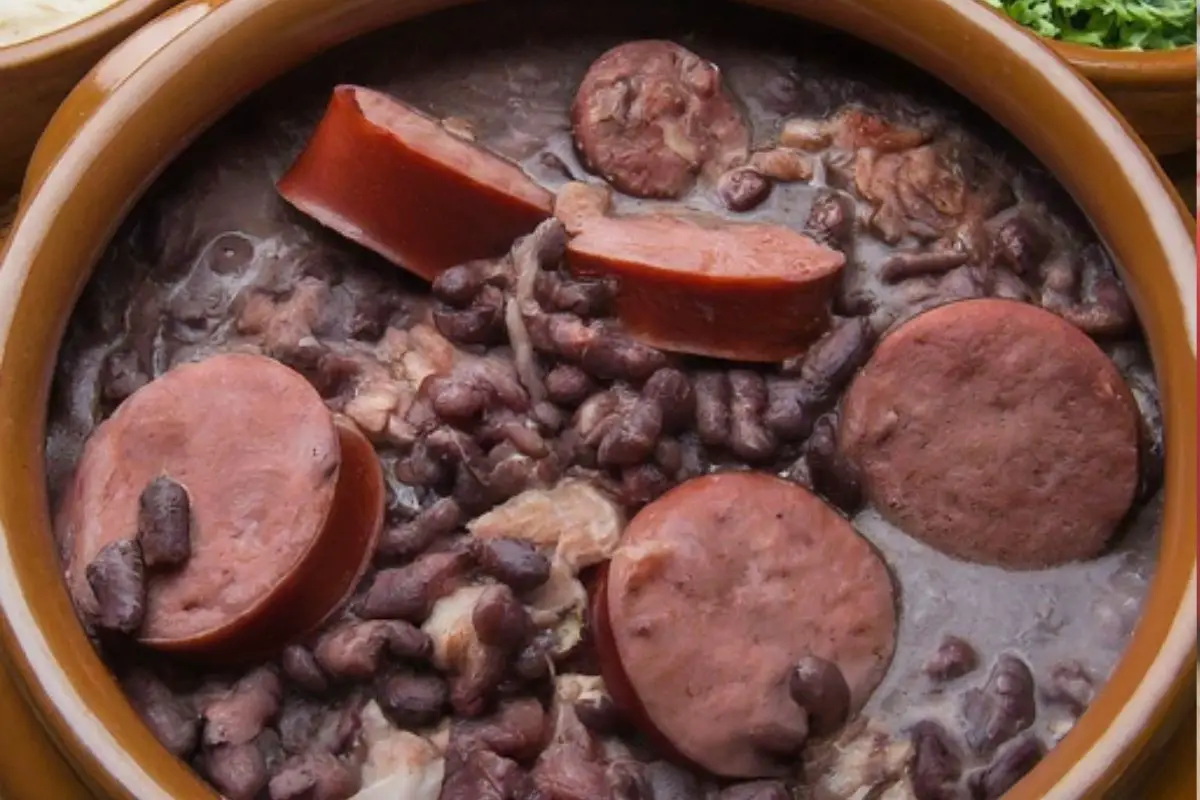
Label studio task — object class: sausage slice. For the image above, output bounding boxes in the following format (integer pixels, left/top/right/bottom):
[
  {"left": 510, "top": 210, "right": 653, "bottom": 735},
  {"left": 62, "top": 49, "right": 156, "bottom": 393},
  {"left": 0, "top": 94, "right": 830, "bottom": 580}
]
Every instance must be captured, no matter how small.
[
  {"left": 559, "top": 184, "right": 845, "bottom": 362},
  {"left": 279, "top": 86, "right": 553, "bottom": 281},
  {"left": 600, "top": 472, "right": 897, "bottom": 778},
  {"left": 839, "top": 298, "right": 1140, "bottom": 569},
  {"left": 59, "top": 354, "right": 383, "bottom": 660},
  {"left": 572, "top": 40, "right": 749, "bottom": 199}
]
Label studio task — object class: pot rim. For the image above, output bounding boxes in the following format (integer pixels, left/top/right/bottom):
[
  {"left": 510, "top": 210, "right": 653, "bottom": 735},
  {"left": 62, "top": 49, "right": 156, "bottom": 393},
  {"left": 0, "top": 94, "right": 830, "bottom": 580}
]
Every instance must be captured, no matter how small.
[
  {"left": 1049, "top": 38, "right": 1198, "bottom": 86},
  {"left": 0, "top": 0, "right": 1194, "bottom": 798},
  {"left": 0, "top": 0, "right": 168, "bottom": 67}
]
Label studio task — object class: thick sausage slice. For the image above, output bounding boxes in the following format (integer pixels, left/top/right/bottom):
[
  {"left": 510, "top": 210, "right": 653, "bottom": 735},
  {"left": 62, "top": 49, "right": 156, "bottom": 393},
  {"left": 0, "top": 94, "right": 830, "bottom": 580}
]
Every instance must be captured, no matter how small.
[
  {"left": 572, "top": 40, "right": 749, "bottom": 199},
  {"left": 558, "top": 184, "right": 846, "bottom": 362},
  {"left": 600, "top": 472, "right": 896, "bottom": 778},
  {"left": 839, "top": 298, "right": 1139, "bottom": 569},
  {"left": 59, "top": 354, "right": 383, "bottom": 661},
  {"left": 279, "top": 86, "right": 553, "bottom": 281}
]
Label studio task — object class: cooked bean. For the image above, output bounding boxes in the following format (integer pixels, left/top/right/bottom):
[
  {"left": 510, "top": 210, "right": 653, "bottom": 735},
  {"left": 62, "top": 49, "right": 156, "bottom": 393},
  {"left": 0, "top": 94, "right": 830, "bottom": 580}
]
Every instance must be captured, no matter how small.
[
  {"left": 393, "top": 442, "right": 453, "bottom": 490},
  {"left": 206, "top": 742, "right": 268, "bottom": 800},
  {"left": 653, "top": 438, "right": 684, "bottom": 478},
  {"left": 527, "top": 312, "right": 597, "bottom": 361},
  {"left": 100, "top": 349, "right": 149, "bottom": 405},
  {"left": 311, "top": 700, "right": 364, "bottom": 755},
  {"left": 574, "top": 693, "right": 622, "bottom": 737},
  {"left": 719, "top": 168, "right": 772, "bottom": 212},
  {"left": 924, "top": 636, "right": 979, "bottom": 683},
  {"left": 257, "top": 728, "right": 286, "bottom": 777},
  {"left": 806, "top": 413, "right": 862, "bottom": 511},
  {"left": 804, "top": 191, "right": 854, "bottom": 249},
  {"left": 879, "top": 250, "right": 969, "bottom": 284},
  {"left": 472, "top": 584, "right": 534, "bottom": 652},
  {"left": 620, "top": 463, "right": 673, "bottom": 509},
  {"left": 962, "top": 655, "right": 1037, "bottom": 756},
  {"left": 123, "top": 669, "right": 200, "bottom": 758},
  {"left": 1039, "top": 661, "right": 1094, "bottom": 715},
  {"left": 784, "top": 316, "right": 875, "bottom": 406},
  {"left": 643, "top": 368, "right": 695, "bottom": 433},
  {"left": 909, "top": 721, "right": 963, "bottom": 800},
  {"left": 580, "top": 333, "right": 667, "bottom": 383},
  {"left": 694, "top": 372, "right": 731, "bottom": 447},
  {"left": 359, "top": 550, "right": 468, "bottom": 622},
  {"left": 598, "top": 399, "right": 663, "bottom": 467},
  {"left": 450, "top": 646, "right": 507, "bottom": 717},
  {"left": 377, "top": 672, "right": 448, "bottom": 729},
  {"left": 513, "top": 635, "right": 554, "bottom": 683},
  {"left": 377, "top": 497, "right": 464, "bottom": 561},
  {"left": 747, "top": 720, "right": 808, "bottom": 759},
  {"left": 441, "top": 750, "right": 525, "bottom": 800},
  {"left": 85, "top": 539, "right": 146, "bottom": 634},
  {"left": 536, "top": 272, "right": 615, "bottom": 318},
  {"left": 426, "top": 375, "right": 491, "bottom": 426},
  {"left": 994, "top": 215, "right": 1050, "bottom": 276},
  {"left": 968, "top": 736, "right": 1044, "bottom": 800},
  {"left": 719, "top": 780, "right": 791, "bottom": 800},
  {"left": 448, "top": 697, "right": 547, "bottom": 765},
  {"left": 763, "top": 377, "right": 812, "bottom": 442},
  {"left": 643, "top": 760, "right": 714, "bottom": 800},
  {"left": 281, "top": 645, "right": 329, "bottom": 694},
  {"left": 433, "top": 264, "right": 488, "bottom": 307},
  {"left": 728, "top": 371, "right": 777, "bottom": 462},
  {"left": 203, "top": 667, "right": 282, "bottom": 747},
  {"left": 545, "top": 364, "right": 596, "bottom": 407},
  {"left": 473, "top": 538, "right": 551, "bottom": 592},
  {"left": 788, "top": 656, "right": 850, "bottom": 737},
  {"left": 277, "top": 700, "right": 322, "bottom": 755},
  {"left": 268, "top": 752, "right": 361, "bottom": 800},
  {"left": 314, "top": 620, "right": 431, "bottom": 681},
  {"left": 137, "top": 476, "right": 191, "bottom": 569},
  {"left": 434, "top": 286, "right": 506, "bottom": 345}
]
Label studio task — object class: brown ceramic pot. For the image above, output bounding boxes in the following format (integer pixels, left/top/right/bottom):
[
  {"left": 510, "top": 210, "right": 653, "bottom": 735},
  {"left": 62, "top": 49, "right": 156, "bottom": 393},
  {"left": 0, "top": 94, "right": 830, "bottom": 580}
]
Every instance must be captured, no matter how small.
[
  {"left": 0, "top": 0, "right": 180, "bottom": 197},
  {"left": 0, "top": 0, "right": 1195, "bottom": 798}
]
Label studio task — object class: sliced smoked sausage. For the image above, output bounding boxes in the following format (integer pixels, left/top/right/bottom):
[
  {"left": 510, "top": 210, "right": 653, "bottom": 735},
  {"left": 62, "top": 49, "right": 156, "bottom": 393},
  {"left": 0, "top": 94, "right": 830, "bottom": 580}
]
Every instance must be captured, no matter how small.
[
  {"left": 839, "top": 298, "right": 1140, "bottom": 569},
  {"left": 558, "top": 184, "right": 845, "bottom": 362},
  {"left": 58, "top": 354, "right": 383, "bottom": 660},
  {"left": 572, "top": 40, "right": 749, "bottom": 199},
  {"left": 600, "top": 472, "right": 896, "bottom": 778},
  {"left": 279, "top": 86, "right": 553, "bottom": 281}
]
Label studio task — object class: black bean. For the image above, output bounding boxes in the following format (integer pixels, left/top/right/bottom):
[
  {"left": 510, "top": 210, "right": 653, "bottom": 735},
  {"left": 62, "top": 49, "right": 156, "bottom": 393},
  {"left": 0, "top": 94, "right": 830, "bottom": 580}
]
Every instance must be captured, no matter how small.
[
  {"left": 378, "top": 497, "right": 464, "bottom": 561},
  {"left": 394, "top": 442, "right": 452, "bottom": 491},
  {"left": 85, "top": 540, "right": 146, "bottom": 634},
  {"left": 202, "top": 668, "right": 282, "bottom": 748},
  {"left": 137, "top": 477, "right": 191, "bottom": 570},
  {"left": 100, "top": 349, "right": 149, "bottom": 405},
  {"left": 1039, "top": 661, "right": 1094, "bottom": 716},
  {"left": 909, "top": 721, "right": 964, "bottom": 800},
  {"left": 747, "top": 720, "right": 808, "bottom": 759},
  {"left": 642, "top": 368, "right": 695, "bottom": 433},
  {"left": 449, "top": 646, "right": 507, "bottom": 717},
  {"left": 805, "top": 192, "right": 855, "bottom": 248},
  {"left": 448, "top": 697, "right": 547, "bottom": 766},
  {"left": 653, "top": 438, "right": 684, "bottom": 478},
  {"left": 925, "top": 636, "right": 979, "bottom": 683},
  {"left": 719, "top": 168, "right": 772, "bottom": 212},
  {"left": 311, "top": 700, "right": 364, "bottom": 756},
  {"left": 441, "top": 750, "right": 525, "bottom": 800},
  {"left": 527, "top": 312, "right": 597, "bottom": 361},
  {"left": 277, "top": 700, "right": 321, "bottom": 755},
  {"left": 434, "top": 264, "right": 487, "bottom": 307},
  {"left": 206, "top": 742, "right": 268, "bottom": 800},
  {"left": 513, "top": 636, "right": 554, "bottom": 683},
  {"left": 472, "top": 585, "right": 534, "bottom": 652},
  {"left": 879, "top": 250, "right": 969, "bottom": 284},
  {"left": 426, "top": 375, "right": 491, "bottom": 426},
  {"left": 786, "top": 317, "right": 876, "bottom": 406},
  {"left": 473, "top": 539, "right": 551, "bottom": 593},
  {"left": 359, "top": 550, "right": 468, "bottom": 622},
  {"left": 580, "top": 333, "right": 667, "bottom": 383},
  {"left": 806, "top": 413, "right": 863, "bottom": 511},
  {"left": 123, "top": 669, "right": 199, "bottom": 758},
  {"left": 620, "top": 464, "right": 673, "bottom": 509},
  {"left": 268, "top": 752, "right": 361, "bottom": 800},
  {"left": 719, "top": 780, "right": 791, "bottom": 800},
  {"left": 994, "top": 216, "right": 1050, "bottom": 276},
  {"left": 968, "top": 736, "right": 1044, "bottom": 800},
  {"left": 434, "top": 286, "right": 506, "bottom": 345},
  {"left": 536, "top": 272, "right": 615, "bottom": 318},
  {"left": 545, "top": 364, "right": 596, "bottom": 407},
  {"left": 574, "top": 693, "right": 622, "bottom": 737},
  {"left": 789, "top": 656, "right": 851, "bottom": 737},
  {"left": 728, "top": 371, "right": 777, "bottom": 462},
  {"left": 312, "top": 352, "right": 362, "bottom": 401},
  {"left": 694, "top": 372, "right": 731, "bottom": 447},
  {"left": 643, "top": 760, "right": 712, "bottom": 800},
  {"left": 598, "top": 399, "right": 663, "bottom": 467},
  {"left": 314, "top": 620, "right": 431, "bottom": 681},
  {"left": 281, "top": 645, "right": 329, "bottom": 694},
  {"left": 962, "top": 655, "right": 1037, "bottom": 757},
  {"left": 377, "top": 673, "right": 448, "bottom": 729},
  {"left": 764, "top": 378, "right": 813, "bottom": 441}
]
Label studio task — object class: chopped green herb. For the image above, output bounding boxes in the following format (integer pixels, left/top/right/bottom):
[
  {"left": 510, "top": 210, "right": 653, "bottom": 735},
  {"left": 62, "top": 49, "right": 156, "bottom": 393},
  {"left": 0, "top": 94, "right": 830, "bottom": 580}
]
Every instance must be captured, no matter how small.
[{"left": 981, "top": 0, "right": 1197, "bottom": 50}]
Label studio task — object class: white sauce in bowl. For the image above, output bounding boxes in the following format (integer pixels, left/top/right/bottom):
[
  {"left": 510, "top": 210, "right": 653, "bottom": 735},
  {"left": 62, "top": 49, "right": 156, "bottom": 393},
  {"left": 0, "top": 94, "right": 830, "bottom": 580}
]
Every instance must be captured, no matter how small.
[{"left": 0, "top": 0, "right": 119, "bottom": 47}]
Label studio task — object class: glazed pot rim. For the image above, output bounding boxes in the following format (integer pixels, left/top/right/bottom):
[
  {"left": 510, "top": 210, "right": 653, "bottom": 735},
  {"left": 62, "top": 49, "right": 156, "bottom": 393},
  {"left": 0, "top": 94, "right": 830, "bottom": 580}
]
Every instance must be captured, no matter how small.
[
  {"left": 1048, "top": 37, "right": 1198, "bottom": 85},
  {"left": 0, "top": 0, "right": 167, "bottom": 67},
  {"left": 0, "top": 0, "right": 1194, "bottom": 798}
]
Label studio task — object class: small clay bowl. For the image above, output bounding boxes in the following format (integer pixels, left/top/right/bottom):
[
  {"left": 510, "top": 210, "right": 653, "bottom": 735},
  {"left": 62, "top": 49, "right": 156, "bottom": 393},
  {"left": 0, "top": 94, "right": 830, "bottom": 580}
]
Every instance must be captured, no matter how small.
[{"left": 0, "top": 0, "right": 180, "bottom": 197}]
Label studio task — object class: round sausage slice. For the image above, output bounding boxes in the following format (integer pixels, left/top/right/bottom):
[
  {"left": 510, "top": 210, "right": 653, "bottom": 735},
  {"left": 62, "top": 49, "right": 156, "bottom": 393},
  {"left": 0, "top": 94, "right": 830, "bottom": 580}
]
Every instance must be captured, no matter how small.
[
  {"left": 59, "top": 354, "right": 383, "bottom": 661},
  {"left": 279, "top": 85, "right": 553, "bottom": 282},
  {"left": 838, "top": 298, "right": 1140, "bottom": 569},
  {"left": 572, "top": 40, "right": 749, "bottom": 199},
  {"left": 600, "top": 472, "right": 897, "bottom": 778}
]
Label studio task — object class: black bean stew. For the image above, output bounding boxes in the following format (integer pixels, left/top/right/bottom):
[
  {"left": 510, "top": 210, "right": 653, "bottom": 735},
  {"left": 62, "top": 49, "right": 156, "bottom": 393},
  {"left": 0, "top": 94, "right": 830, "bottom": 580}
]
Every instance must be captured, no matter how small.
[{"left": 45, "top": 2, "right": 1161, "bottom": 799}]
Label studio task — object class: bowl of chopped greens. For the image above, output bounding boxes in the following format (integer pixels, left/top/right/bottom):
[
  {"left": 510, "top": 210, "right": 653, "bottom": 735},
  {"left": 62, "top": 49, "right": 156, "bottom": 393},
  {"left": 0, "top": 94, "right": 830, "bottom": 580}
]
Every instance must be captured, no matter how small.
[{"left": 983, "top": 0, "right": 1196, "bottom": 154}]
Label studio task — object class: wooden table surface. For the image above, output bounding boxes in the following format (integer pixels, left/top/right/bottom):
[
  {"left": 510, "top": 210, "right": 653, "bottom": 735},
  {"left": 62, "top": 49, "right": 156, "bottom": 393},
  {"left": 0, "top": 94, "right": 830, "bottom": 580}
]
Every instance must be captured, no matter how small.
[{"left": 0, "top": 157, "right": 1196, "bottom": 797}]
